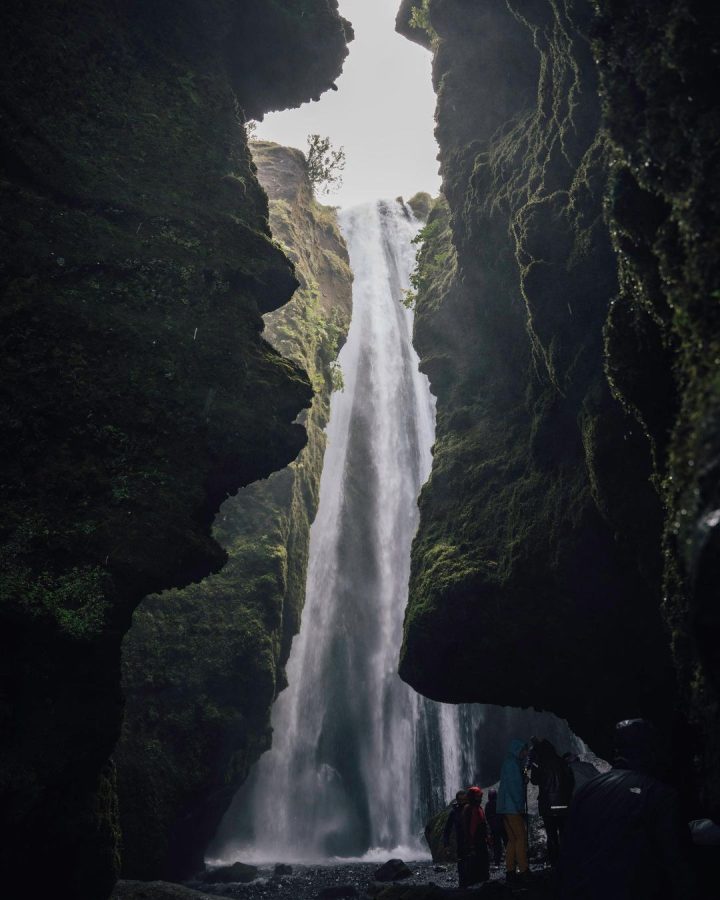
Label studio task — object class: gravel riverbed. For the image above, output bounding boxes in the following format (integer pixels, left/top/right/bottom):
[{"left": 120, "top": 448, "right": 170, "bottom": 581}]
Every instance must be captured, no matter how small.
[{"left": 184, "top": 860, "right": 543, "bottom": 899}]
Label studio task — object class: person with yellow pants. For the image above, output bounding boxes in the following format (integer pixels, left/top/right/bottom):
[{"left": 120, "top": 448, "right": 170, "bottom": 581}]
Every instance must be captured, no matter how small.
[{"left": 497, "top": 738, "right": 532, "bottom": 887}]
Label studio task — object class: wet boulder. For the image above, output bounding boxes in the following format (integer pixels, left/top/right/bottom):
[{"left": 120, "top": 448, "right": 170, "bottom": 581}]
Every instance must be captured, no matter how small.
[
  {"left": 274, "top": 863, "right": 293, "bottom": 877},
  {"left": 425, "top": 807, "right": 454, "bottom": 863},
  {"left": 374, "top": 859, "right": 413, "bottom": 882},
  {"left": 199, "top": 861, "right": 258, "bottom": 883}
]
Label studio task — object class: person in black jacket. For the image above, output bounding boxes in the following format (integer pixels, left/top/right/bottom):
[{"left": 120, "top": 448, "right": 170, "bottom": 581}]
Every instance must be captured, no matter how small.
[
  {"left": 558, "top": 719, "right": 699, "bottom": 900},
  {"left": 443, "top": 789, "right": 469, "bottom": 886},
  {"left": 529, "top": 737, "right": 575, "bottom": 866},
  {"left": 484, "top": 787, "right": 507, "bottom": 867}
]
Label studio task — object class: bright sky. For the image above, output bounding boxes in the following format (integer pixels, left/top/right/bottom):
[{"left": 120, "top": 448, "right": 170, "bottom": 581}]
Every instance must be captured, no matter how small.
[{"left": 255, "top": 0, "right": 440, "bottom": 208}]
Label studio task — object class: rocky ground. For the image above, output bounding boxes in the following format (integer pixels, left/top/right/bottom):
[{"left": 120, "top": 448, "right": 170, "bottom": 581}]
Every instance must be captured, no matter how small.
[{"left": 115, "top": 860, "right": 555, "bottom": 900}]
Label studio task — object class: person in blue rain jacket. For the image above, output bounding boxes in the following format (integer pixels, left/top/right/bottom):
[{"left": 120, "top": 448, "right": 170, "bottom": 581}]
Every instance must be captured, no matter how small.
[{"left": 497, "top": 738, "right": 531, "bottom": 886}]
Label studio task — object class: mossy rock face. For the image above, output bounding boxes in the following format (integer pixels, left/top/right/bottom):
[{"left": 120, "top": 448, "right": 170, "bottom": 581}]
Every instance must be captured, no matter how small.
[
  {"left": 407, "top": 192, "right": 435, "bottom": 223},
  {"left": 225, "top": 0, "right": 353, "bottom": 118},
  {"left": 0, "top": 3, "right": 350, "bottom": 898},
  {"left": 397, "top": 1, "right": 675, "bottom": 762},
  {"left": 592, "top": 1, "right": 720, "bottom": 815},
  {"left": 116, "top": 143, "right": 353, "bottom": 879},
  {"left": 424, "top": 806, "right": 453, "bottom": 863}
]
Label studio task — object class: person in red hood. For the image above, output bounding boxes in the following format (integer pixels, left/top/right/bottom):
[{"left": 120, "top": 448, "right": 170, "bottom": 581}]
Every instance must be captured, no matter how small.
[{"left": 460, "top": 785, "right": 491, "bottom": 887}]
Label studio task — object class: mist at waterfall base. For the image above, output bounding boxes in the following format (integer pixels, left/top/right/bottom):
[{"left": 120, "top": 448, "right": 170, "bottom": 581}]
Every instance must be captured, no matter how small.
[{"left": 209, "top": 201, "right": 579, "bottom": 866}]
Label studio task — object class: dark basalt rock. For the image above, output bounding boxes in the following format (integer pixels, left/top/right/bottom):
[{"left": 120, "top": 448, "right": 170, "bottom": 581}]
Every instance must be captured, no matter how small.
[
  {"left": 396, "top": 0, "right": 719, "bottom": 814},
  {"left": 395, "top": 0, "right": 434, "bottom": 51},
  {"left": 0, "top": 3, "right": 351, "bottom": 899},
  {"left": 113, "top": 883, "right": 216, "bottom": 900},
  {"left": 199, "top": 862, "right": 258, "bottom": 884},
  {"left": 397, "top": 0, "right": 673, "bottom": 765},
  {"left": 116, "top": 143, "right": 353, "bottom": 880},
  {"left": 592, "top": 0, "right": 720, "bottom": 818},
  {"left": 374, "top": 859, "right": 413, "bottom": 882},
  {"left": 227, "top": 1, "right": 354, "bottom": 119}
]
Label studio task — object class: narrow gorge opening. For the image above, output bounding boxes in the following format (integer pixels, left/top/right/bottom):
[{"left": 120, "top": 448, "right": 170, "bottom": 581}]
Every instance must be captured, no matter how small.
[
  {"left": 207, "top": 196, "right": 586, "bottom": 864},
  {"left": 200, "top": 0, "right": 596, "bottom": 870},
  {"left": 4, "top": 1, "right": 715, "bottom": 898}
]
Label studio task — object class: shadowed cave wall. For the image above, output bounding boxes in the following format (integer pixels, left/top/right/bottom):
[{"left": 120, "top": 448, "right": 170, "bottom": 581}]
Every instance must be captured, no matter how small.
[
  {"left": 397, "top": 0, "right": 719, "bottom": 814},
  {"left": 116, "top": 142, "right": 353, "bottom": 880},
  {"left": 0, "top": 3, "right": 351, "bottom": 898}
]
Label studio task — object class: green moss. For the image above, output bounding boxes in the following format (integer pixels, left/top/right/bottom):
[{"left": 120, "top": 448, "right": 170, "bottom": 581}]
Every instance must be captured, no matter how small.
[
  {"left": 592, "top": 0, "right": 720, "bottom": 813},
  {"left": 117, "top": 143, "right": 353, "bottom": 878},
  {"left": 0, "top": 3, "right": 351, "bottom": 896},
  {"left": 407, "top": 192, "right": 435, "bottom": 222},
  {"left": 399, "top": 3, "right": 673, "bottom": 758}
]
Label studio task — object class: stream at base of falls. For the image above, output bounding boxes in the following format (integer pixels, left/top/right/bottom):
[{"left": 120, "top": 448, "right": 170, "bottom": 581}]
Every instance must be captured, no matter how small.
[{"left": 208, "top": 200, "right": 579, "bottom": 867}]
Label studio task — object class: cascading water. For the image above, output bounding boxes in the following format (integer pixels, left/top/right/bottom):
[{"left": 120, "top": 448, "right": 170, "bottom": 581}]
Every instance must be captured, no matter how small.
[{"left": 210, "top": 200, "right": 482, "bottom": 863}]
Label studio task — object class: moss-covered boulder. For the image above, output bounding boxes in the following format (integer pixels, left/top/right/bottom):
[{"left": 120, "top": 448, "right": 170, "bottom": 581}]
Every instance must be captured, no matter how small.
[
  {"left": 425, "top": 806, "right": 453, "bottom": 863},
  {"left": 0, "top": 3, "right": 350, "bottom": 898},
  {"left": 116, "top": 142, "right": 353, "bottom": 879}
]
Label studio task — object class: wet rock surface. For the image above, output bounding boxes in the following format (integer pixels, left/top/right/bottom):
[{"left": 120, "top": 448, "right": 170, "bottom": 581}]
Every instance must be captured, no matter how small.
[
  {"left": 395, "top": 0, "right": 720, "bottom": 820},
  {"left": 0, "top": 3, "right": 351, "bottom": 898},
  {"left": 374, "top": 860, "right": 413, "bottom": 882},
  {"left": 395, "top": 0, "right": 676, "bottom": 765},
  {"left": 181, "top": 861, "right": 553, "bottom": 900},
  {"left": 200, "top": 864, "right": 259, "bottom": 885},
  {"left": 116, "top": 142, "right": 353, "bottom": 881},
  {"left": 114, "top": 883, "right": 218, "bottom": 900}
]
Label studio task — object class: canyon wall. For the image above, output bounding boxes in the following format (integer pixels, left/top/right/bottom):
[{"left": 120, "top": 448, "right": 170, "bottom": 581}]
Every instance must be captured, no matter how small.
[
  {"left": 397, "top": 0, "right": 718, "bottom": 813},
  {"left": 117, "top": 142, "right": 352, "bottom": 879},
  {"left": 593, "top": 0, "right": 720, "bottom": 816},
  {"left": 0, "top": 3, "right": 350, "bottom": 898}
]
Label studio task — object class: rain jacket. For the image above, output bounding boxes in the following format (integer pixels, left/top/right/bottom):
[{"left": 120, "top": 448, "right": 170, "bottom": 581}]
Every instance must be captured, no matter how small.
[
  {"left": 461, "top": 799, "right": 490, "bottom": 887},
  {"left": 485, "top": 789, "right": 504, "bottom": 832},
  {"left": 529, "top": 740, "right": 575, "bottom": 817},
  {"left": 443, "top": 799, "right": 467, "bottom": 856},
  {"left": 568, "top": 759, "right": 601, "bottom": 794},
  {"left": 558, "top": 768, "right": 698, "bottom": 900},
  {"left": 497, "top": 739, "right": 527, "bottom": 814}
]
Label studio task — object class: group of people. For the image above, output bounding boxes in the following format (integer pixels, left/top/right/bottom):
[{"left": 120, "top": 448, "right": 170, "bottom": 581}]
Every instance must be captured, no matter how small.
[
  {"left": 441, "top": 719, "right": 707, "bottom": 897},
  {"left": 443, "top": 735, "right": 583, "bottom": 888}
]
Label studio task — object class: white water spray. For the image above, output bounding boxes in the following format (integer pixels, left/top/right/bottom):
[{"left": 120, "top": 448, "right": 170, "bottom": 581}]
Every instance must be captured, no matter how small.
[{"left": 209, "top": 200, "right": 482, "bottom": 863}]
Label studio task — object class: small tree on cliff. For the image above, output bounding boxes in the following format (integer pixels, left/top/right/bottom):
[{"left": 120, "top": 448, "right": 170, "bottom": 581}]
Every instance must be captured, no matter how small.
[{"left": 306, "top": 134, "right": 346, "bottom": 196}]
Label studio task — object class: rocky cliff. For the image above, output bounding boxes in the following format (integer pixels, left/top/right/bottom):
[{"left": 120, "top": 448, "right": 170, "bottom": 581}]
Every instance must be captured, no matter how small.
[
  {"left": 397, "top": 0, "right": 719, "bottom": 813},
  {"left": 0, "top": 3, "right": 350, "bottom": 898},
  {"left": 116, "top": 142, "right": 352, "bottom": 880},
  {"left": 593, "top": 0, "right": 720, "bottom": 818}
]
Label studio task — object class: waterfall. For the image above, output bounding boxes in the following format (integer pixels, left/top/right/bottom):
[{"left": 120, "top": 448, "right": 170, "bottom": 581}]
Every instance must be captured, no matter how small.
[{"left": 209, "top": 200, "right": 481, "bottom": 863}]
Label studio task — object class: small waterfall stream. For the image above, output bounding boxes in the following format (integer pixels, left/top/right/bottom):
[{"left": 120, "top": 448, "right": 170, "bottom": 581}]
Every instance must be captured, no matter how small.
[{"left": 210, "top": 200, "right": 481, "bottom": 863}]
